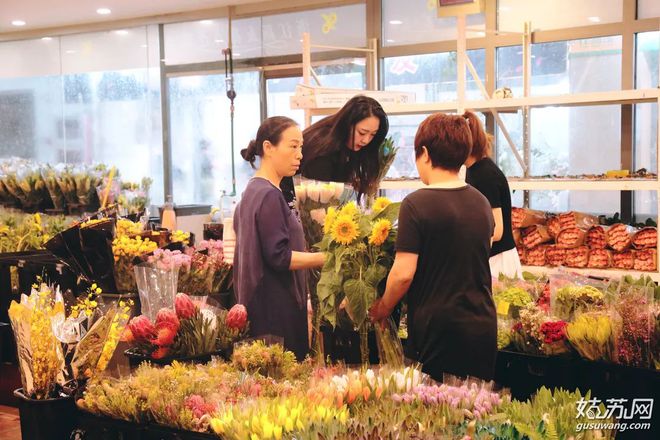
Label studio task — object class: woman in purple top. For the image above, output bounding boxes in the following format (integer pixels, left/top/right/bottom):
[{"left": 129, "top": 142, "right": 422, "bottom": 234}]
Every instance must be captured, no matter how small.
[{"left": 233, "top": 116, "right": 325, "bottom": 360}]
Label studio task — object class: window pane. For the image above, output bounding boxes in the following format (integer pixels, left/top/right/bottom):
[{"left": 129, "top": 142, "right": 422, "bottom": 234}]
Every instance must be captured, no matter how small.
[
  {"left": 498, "top": 0, "right": 622, "bottom": 31},
  {"left": 0, "top": 38, "right": 60, "bottom": 78},
  {"left": 169, "top": 71, "right": 261, "bottom": 205},
  {"left": 635, "top": 32, "right": 659, "bottom": 219},
  {"left": 638, "top": 0, "right": 660, "bottom": 19},
  {"left": 266, "top": 60, "right": 366, "bottom": 126},
  {"left": 382, "top": 0, "right": 485, "bottom": 46},
  {"left": 233, "top": 4, "right": 366, "bottom": 60},
  {"left": 497, "top": 37, "right": 622, "bottom": 96},
  {"left": 384, "top": 50, "right": 486, "bottom": 103},
  {"left": 530, "top": 191, "right": 620, "bottom": 216},
  {"left": 164, "top": 19, "right": 229, "bottom": 65}
]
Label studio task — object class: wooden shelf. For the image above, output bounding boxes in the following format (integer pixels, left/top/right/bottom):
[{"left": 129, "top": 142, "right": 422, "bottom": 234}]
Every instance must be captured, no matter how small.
[
  {"left": 379, "top": 178, "right": 659, "bottom": 191},
  {"left": 521, "top": 265, "right": 660, "bottom": 283}
]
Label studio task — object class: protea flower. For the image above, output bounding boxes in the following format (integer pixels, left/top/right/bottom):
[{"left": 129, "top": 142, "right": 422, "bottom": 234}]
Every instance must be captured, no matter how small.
[
  {"left": 152, "top": 326, "right": 177, "bottom": 347},
  {"left": 128, "top": 315, "right": 156, "bottom": 343},
  {"left": 175, "top": 293, "right": 197, "bottom": 320},
  {"left": 151, "top": 346, "right": 170, "bottom": 359},
  {"left": 226, "top": 304, "right": 248, "bottom": 330},
  {"left": 155, "top": 308, "right": 180, "bottom": 332}
]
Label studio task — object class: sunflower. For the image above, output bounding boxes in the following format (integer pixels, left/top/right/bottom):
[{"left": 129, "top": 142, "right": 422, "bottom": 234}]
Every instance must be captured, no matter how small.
[
  {"left": 372, "top": 197, "right": 392, "bottom": 213},
  {"left": 368, "top": 219, "right": 392, "bottom": 246},
  {"left": 324, "top": 207, "right": 338, "bottom": 235},
  {"left": 331, "top": 215, "right": 360, "bottom": 245},
  {"left": 339, "top": 202, "right": 358, "bottom": 218}
]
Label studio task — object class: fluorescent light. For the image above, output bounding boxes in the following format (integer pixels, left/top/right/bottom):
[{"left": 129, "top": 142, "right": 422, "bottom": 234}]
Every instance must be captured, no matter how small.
[
  {"left": 200, "top": 20, "right": 213, "bottom": 25},
  {"left": 588, "top": 16, "right": 601, "bottom": 23},
  {"left": 115, "top": 30, "right": 129, "bottom": 35},
  {"left": 11, "top": 20, "right": 26, "bottom": 26},
  {"left": 389, "top": 20, "right": 403, "bottom": 25},
  {"left": 41, "top": 37, "right": 53, "bottom": 41},
  {"left": 96, "top": 8, "right": 111, "bottom": 15}
]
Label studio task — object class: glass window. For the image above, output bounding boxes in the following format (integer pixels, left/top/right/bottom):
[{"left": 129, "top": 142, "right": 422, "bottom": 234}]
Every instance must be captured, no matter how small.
[
  {"left": 266, "top": 60, "right": 366, "bottom": 126},
  {"left": 382, "top": 0, "right": 485, "bottom": 46},
  {"left": 164, "top": 19, "right": 229, "bottom": 65},
  {"left": 635, "top": 32, "right": 659, "bottom": 219},
  {"left": 498, "top": 0, "right": 622, "bottom": 32},
  {"left": 529, "top": 191, "right": 621, "bottom": 216},
  {"left": 383, "top": 50, "right": 485, "bottom": 179},
  {"left": 638, "top": 0, "right": 660, "bottom": 19},
  {"left": 233, "top": 4, "right": 366, "bottom": 60},
  {"left": 0, "top": 27, "right": 164, "bottom": 205},
  {"left": 169, "top": 71, "right": 261, "bottom": 205}
]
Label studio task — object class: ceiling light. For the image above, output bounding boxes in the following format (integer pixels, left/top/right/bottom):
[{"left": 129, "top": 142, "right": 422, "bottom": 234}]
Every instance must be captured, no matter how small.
[
  {"left": 11, "top": 20, "right": 26, "bottom": 27},
  {"left": 389, "top": 20, "right": 403, "bottom": 25},
  {"left": 386, "top": 39, "right": 395, "bottom": 43},
  {"left": 41, "top": 37, "right": 53, "bottom": 41},
  {"left": 96, "top": 8, "right": 111, "bottom": 15},
  {"left": 588, "top": 16, "right": 601, "bottom": 23},
  {"left": 200, "top": 20, "right": 213, "bottom": 25},
  {"left": 115, "top": 30, "right": 129, "bottom": 35}
]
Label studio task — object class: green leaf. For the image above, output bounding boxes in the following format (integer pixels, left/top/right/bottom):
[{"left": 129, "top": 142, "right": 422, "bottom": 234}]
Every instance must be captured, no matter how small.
[
  {"left": 317, "top": 254, "right": 342, "bottom": 328},
  {"left": 370, "top": 202, "right": 401, "bottom": 224},
  {"left": 343, "top": 278, "right": 377, "bottom": 328},
  {"left": 314, "top": 234, "right": 332, "bottom": 251},
  {"left": 358, "top": 215, "right": 372, "bottom": 237},
  {"left": 365, "top": 264, "right": 387, "bottom": 288}
]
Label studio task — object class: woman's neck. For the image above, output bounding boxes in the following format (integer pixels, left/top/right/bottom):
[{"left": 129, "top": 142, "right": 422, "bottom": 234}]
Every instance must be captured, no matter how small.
[
  {"left": 254, "top": 164, "right": 283, "bottom": 188},
  {"left": 425, "top": 168, "right": 463, "bottom": 186}
]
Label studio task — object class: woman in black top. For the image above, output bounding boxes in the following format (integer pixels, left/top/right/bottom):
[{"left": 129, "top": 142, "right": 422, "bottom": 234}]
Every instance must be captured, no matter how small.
[
  {"left": 464, "top": 111, "right": 521, "bottom": 278},
  {"left": 281, "top": 95, "right": 389, "bottom": 205},
  {"left": 369, "top": 113, "right": 497, "bottom": 382}
]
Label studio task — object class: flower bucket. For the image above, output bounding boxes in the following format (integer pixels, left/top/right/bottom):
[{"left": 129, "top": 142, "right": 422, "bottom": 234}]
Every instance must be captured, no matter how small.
[{"left": 13, "top": 388, "right": 77, "bottom": 440}]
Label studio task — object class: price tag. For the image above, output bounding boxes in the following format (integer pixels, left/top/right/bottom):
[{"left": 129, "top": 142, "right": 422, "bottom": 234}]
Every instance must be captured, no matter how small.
[{"left": 496, "top": 300, "right": 510, "bottom": 316}]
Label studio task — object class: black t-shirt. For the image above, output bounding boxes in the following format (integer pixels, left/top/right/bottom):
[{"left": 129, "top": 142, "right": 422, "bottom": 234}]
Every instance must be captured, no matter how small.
[
  {"left": 465, "top": 157, "right": 516, "bottom": 257},
  {"left": 396, "top": 186, "right": 497, "bottom": 381}
]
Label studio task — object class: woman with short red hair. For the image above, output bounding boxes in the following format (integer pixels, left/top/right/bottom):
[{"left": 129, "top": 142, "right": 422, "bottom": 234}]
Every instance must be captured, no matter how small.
[{"left": 369, "top": 112, "right": 497, "bottom": 381}]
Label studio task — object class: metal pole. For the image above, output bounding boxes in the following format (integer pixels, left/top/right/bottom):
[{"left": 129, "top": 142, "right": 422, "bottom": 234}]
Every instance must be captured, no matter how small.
[{"left": 522, "top": 21, "right": 532, "bottom": 207}]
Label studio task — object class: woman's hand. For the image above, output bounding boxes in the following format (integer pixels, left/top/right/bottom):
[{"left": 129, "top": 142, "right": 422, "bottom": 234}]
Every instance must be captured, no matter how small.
[{"left": 368, "top": 298, "right": 392, "bottom": 323}]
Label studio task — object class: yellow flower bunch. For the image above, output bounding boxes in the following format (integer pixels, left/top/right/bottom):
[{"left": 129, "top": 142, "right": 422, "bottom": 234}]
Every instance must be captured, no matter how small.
[
  {"left": 566, "top": 312, "right": 614, "bottom": 362},
  {"left": 331, "top": 215, "right": 360, "bottom": 245},
  {"left": 96, "top": 299, "right": 133, "bottom": 372},
  {"left": 71, "top": 283, "right": 102, "bottom": 319},
  {"left": 372, "top": 197, "right": 392, "bottom": 213},
  {"left": 171, "top": 229, "right": 190, "bottom": 244},
  {"left": 339, "top": 202, "right": 358, "bottom": 218},
  {"left": 116, "top": 218, "right": 143, "bottom": 237},
  {"left": 323, "top": 207, "right": 338, "bottom": 235},
  {"left": 112, "top": 235, "right": 158, "bottom": 261},
  {"left": 368, "top": 219, "right": 392, "bottom": 246}
]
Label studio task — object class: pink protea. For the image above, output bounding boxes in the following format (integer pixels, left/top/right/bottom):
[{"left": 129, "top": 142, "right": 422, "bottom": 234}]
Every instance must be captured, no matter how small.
[
  {"left": 151, "top": 346, "right": 170, "bottom": 359},
  {"left": 128, "top": 315, "right": 156, "bottom": 344},
  {"left": 175, "top": 293, "right": 197, "bottom": 320},
  {"left": 226, "top": 304, "right": 248, "bottom": 330},
  {"left": 152, "top": 326, "right": 177, "bottom": 347},
  {"left": 155, "top": 308, "right": 180, "bottom": 332}
]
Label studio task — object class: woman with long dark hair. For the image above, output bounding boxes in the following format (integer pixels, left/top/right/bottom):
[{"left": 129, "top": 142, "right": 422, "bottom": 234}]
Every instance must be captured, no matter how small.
[{"left": 281, "top": 95, "right": 389, "bottom": 204}]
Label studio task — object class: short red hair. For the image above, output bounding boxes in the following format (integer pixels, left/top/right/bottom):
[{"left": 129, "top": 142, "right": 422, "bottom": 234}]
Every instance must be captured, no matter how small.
[{"left": 414, "top": 113, "right": 473, "bottom": 172}]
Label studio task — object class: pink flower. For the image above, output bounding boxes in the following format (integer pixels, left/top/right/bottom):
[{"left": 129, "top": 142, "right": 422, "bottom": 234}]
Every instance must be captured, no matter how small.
[
  {"left": 152, "top": 327, "right": 177, "bottom": 347},
  {"left": 175, "top": 293, "right": 197, "bottom": 320},
  {"left": 226, "top": 304, "right": 248, "bottom": 330},
  {"left": 155, "top": 308, "right": 180, "bottom": 332},
  {"left": 128, "top": 315, "right": 156, "bottom": 343},
  {"left": 151, "top": 346, "right": 170, "bottom": 359}
]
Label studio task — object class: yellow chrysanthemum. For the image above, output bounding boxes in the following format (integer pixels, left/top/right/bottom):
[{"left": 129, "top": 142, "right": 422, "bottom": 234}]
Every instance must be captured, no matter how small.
[
  {"left": 372, "top": 197, "right": 392, "bottom": 213},
  {"left": 369, "top": 219, "right": 392, "bottom": 246},
  {"left": 339, "top": 202, "right": 358, "bottom": 218},
  {"left": 323, "top": 207, "right": 338, "bottom": 235},
  {"left": 331, "top": 215, "right": 359, "bottom": 245}
]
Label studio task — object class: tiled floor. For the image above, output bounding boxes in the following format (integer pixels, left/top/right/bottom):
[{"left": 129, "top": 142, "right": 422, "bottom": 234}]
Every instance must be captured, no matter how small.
[{"left": 0, "top": 404, "right": 21, "bottom": 440}]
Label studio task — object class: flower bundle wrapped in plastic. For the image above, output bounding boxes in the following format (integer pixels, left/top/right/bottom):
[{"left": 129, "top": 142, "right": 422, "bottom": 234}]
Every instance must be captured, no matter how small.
[
  {"left": 178, "top": 241, "right": 232, "bottom": 296},
  {"left": 566, "top": 311, "right": 615, "bottom": 362},
  {"left": 117, "top": 177, "right": 152, "bottom": 215},
  {"left": 113, "top": 235, "right": 158, "bottom": 292},
  {"left": 611, "top": 286, "right": 653, "bottom": 368},
  {"left": 550, "top": 273, "right": 606, "bottom": 320}
]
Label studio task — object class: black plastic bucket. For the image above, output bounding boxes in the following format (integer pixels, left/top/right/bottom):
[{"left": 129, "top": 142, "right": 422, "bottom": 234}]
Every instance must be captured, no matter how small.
[{"left": 13, "top": 388, "right": 77, "bottom": 440}]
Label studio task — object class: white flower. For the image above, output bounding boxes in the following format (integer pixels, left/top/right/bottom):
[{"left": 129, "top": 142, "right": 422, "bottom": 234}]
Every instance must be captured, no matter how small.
[
  {"left": 306, "top": 184, "right": 321, "bottom": 203},
  {"left": 333, "top": 182, "right": 345, "bottom": 200},
  {"left": 295, "top": 184, "right": 307, "bottom": 202},
  {"left": 310, "top": 208, "right": 326, "bottom": 225},
  {"left": 319, "top": 185, "right": 335, "bottom": 203},
  {"left": 365, "top": 369, "right": 376, "bottom": 388},
  {"left": 200, "top": 308, "right": 217, "bottom": 331}
]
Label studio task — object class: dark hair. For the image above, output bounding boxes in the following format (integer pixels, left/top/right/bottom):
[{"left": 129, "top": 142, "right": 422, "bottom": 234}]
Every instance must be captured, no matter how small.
[
  {"left": 464, "top": 111, "right": 493, "bottom": 159},
  {"left": 301, "top": 95, "right": 389, "bottom": 198},
  {"left": 241, "top": 116, "right": 299, "bottom": 169},
  {"left": 414, "top": 113, "right": 473, "bottom": 172}
]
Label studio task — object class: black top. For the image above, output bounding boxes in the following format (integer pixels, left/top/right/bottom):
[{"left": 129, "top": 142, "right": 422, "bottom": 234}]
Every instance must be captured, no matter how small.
[
  {"left": 465, "top": 157, "right": 516, "bottom": 257},
  {"left": 396, "top": 186, "right": 497, "bottom": 381}
]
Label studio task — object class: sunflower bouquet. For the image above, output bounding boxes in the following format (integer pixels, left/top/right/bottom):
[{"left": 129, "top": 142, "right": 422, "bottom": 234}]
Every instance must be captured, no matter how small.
[{"left": 315, "top": 197, "right": 401, "bottom": 364}]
